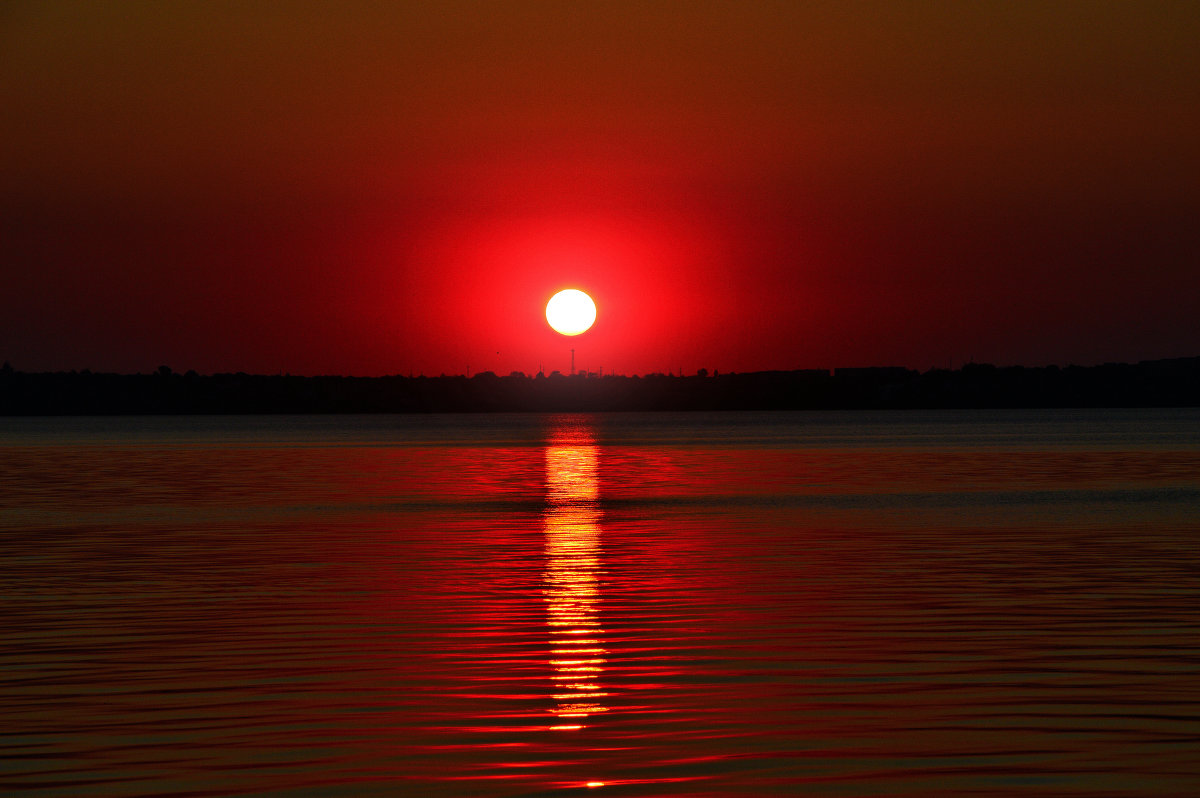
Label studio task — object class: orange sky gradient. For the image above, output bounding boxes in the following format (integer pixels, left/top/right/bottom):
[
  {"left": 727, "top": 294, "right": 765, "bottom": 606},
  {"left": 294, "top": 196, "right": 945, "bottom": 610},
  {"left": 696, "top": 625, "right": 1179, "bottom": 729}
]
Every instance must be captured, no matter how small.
[{"left": 3, "top": 2, "right": 1198, "bottom": 376}]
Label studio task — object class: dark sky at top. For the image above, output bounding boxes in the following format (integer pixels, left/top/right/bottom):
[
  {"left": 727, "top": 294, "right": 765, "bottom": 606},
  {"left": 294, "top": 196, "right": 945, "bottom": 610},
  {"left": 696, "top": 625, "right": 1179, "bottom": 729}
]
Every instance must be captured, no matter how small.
[{"left": 3, "top": 1, "right": 1198, "bottom": 376}]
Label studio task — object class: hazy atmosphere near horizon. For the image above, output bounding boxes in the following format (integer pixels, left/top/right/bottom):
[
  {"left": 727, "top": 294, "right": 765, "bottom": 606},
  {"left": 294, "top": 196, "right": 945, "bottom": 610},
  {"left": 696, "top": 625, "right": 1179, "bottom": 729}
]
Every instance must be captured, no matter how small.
[
  {"left": 5, "top": 6, "right": 1200, "bottom": 797},
  {"left": 3, "top": 1, "right": 1199, "bottom": 377}
]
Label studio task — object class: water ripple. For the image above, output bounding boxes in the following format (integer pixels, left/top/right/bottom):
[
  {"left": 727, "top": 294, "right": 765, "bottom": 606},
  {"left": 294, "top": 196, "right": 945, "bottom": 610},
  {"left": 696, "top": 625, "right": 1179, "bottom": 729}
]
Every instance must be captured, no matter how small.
[{"left": 2, "top": 412, "right": 1199, "bottom": 795}]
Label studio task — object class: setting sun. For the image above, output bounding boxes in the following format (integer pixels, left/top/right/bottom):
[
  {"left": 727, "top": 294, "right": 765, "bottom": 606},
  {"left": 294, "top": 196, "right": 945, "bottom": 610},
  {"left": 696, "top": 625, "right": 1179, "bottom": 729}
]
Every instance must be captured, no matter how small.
[{"left": 546, "top": 289, "right": 597, "bottom": 336}]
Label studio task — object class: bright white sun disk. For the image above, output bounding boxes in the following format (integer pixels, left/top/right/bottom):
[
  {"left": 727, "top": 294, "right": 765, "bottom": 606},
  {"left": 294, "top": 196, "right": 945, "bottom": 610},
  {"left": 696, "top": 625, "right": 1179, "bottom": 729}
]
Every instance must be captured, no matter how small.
[{"left": 546, "top": 289, "right": 597, "bottom": 336}]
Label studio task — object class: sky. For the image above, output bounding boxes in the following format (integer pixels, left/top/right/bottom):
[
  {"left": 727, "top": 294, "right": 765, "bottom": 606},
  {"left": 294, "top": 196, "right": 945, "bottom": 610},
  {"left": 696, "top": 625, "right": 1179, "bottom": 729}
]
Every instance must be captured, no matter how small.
[{"left": 3, "top": 1, "right": 1199, "bottom": 377}]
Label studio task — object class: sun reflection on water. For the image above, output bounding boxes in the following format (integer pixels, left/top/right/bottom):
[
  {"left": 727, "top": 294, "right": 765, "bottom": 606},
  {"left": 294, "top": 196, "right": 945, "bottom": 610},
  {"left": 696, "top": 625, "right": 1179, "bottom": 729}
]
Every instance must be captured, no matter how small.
[{"left": 543, "top": 421, "right": 608, "bottom": 731}]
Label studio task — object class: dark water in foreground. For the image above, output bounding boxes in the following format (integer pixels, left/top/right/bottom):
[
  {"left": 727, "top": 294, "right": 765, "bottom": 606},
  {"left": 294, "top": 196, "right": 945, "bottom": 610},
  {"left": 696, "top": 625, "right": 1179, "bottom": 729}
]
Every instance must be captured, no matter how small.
[{"left": 2, "top": 410, "right": 1199, "bottom": 796}]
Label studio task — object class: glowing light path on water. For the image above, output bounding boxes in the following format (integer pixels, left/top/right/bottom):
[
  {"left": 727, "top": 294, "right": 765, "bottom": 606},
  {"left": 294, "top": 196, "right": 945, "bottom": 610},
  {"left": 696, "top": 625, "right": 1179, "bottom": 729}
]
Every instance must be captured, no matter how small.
[{"left": 543, "top": 425, "right": 608, "bottom": 730}]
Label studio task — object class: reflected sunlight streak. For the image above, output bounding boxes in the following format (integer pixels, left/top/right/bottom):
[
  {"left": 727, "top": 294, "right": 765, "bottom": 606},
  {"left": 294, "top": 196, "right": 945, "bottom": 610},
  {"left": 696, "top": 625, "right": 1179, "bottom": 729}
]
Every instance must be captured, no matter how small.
[{"left": 543, "top": 422, "right": 608, "bottom": 730}]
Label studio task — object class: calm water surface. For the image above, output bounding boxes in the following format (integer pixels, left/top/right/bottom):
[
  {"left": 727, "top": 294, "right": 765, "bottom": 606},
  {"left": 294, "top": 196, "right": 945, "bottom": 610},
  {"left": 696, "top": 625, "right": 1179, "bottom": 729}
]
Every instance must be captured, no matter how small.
[{"left": 2, "top": 410, "right": 1199, "bottom": 796}]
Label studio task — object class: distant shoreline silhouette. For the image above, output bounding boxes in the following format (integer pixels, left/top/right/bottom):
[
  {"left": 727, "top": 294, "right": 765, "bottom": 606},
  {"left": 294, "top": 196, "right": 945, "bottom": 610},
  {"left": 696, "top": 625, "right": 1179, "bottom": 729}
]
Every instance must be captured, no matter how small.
[{"left": 1, "top": 358, "right": 1198, "bottom": 414}]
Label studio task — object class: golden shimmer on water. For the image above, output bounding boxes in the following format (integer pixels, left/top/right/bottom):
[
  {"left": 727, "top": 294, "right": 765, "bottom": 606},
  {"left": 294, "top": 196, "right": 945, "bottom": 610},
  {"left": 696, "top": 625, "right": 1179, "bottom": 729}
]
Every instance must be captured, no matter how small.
[{"left": 544, "top": 423, "right": 609, "bottom": 729}]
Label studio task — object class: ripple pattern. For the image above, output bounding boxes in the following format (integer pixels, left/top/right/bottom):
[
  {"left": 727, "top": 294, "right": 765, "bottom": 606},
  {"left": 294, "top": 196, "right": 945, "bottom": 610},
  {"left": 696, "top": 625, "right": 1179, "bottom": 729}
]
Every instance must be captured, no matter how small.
[{"left": 2, "top": 411, "right": 1199, "bottom": 796}]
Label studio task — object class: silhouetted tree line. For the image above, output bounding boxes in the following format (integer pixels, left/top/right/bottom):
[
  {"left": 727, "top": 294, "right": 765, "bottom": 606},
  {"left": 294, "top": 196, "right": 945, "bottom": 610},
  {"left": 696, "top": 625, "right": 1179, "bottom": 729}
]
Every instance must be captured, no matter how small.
[{"left": 1, "top": 358, "right": 1198, "bottom": 414}]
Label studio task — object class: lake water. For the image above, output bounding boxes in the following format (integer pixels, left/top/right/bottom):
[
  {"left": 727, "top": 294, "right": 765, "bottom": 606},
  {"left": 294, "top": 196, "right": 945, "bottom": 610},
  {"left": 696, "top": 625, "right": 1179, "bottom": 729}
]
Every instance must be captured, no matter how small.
[{"left": 2, "top": 410, "right": 1199, "bottom": 796}]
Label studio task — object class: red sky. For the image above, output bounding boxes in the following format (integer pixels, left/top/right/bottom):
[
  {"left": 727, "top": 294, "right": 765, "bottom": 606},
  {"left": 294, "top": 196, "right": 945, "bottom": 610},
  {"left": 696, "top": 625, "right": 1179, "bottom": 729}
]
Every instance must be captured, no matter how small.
[{"left": 3, "top": 2, "right": 1199, "bottom": 376}]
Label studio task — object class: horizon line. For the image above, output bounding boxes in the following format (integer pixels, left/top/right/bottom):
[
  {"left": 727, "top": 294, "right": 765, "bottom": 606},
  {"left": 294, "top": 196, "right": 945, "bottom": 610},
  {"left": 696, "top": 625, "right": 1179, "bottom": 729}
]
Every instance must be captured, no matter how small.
[{"left": 4, "top": 355, "right": 1199, "bottom": 381}]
